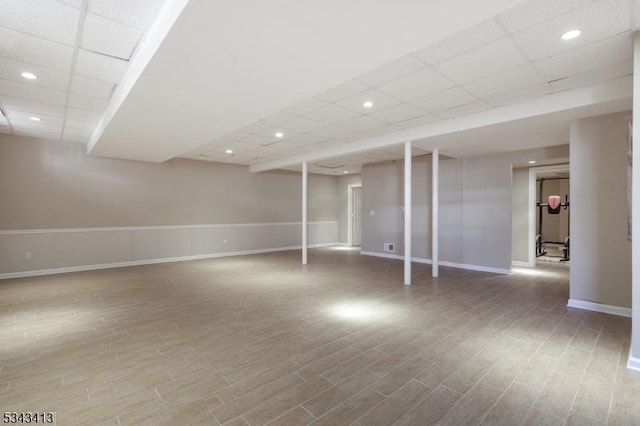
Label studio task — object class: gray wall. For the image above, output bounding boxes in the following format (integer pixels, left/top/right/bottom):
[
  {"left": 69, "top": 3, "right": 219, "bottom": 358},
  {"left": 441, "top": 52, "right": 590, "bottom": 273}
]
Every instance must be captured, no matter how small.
[
  {"left": 511, "top": 168, "right": 529, "bottom": 263},
  {"left": 362, "top": 146, "right": 569, "bottom": 271},
  {"left": 570, "top": 112, "right": 631, "bottom": 308},
  {"left": 336, "top": 174, "right": 362, "bottom": 244}
]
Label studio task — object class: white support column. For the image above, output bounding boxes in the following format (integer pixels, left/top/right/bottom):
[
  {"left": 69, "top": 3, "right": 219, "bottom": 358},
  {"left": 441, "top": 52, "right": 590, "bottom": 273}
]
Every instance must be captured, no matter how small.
[
  {"left": 432, "top": 149, "right": 439, "bottom": 278},
  {"left": 302, "top": 161, "right": 308, "bottom": 265},
  {"left": 404, "top": 141, "right": 412, "bottom": 285},
  {"left": 630, "top": 32, "right": 640, "bottom": 371}
]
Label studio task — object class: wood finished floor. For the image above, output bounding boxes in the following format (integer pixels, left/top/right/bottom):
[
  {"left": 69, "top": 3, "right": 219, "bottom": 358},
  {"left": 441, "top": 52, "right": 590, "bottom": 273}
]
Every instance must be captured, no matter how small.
[{"left": 0, "top": 248, "right": 638, "bottom": 425}]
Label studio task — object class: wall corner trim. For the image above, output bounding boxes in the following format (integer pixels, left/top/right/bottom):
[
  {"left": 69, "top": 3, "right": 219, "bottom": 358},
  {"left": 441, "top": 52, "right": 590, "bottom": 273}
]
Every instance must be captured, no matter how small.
[
  {"left": 627, "top": 347, "right": 640, "bottom": 372},
  {"left": 567, "top": 299, "right": 632, "bottom": 318}
]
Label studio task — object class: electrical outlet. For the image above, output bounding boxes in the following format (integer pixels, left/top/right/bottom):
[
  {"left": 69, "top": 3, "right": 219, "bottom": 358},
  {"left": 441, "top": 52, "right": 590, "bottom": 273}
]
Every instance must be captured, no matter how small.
[
  {"left": 25, "top": 251, "right": 32, "bottom": 260},
  {"left": 384, "top": 243, "right": 395, "bottom": 252}
]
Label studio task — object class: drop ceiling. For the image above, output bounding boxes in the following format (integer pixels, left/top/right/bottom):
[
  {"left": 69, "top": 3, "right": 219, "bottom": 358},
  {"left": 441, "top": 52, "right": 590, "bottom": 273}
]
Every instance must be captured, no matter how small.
[{"left": 0, "top": 0, "right": 637, "bottom": 175}]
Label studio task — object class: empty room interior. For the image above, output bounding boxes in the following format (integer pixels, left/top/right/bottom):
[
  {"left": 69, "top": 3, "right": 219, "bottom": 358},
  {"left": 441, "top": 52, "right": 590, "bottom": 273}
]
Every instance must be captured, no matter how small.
[{"left": 2, "top": 0, "right": 640, "bottom": 425}]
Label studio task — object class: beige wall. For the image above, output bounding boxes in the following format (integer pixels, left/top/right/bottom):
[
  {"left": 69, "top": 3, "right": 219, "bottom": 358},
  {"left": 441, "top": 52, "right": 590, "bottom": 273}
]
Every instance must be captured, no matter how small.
[
  {"left": 570, "top": 112, "right": 631, "bottom": 308},
  {"left": 0, "top": 134, "right": 341, "bottom": 276},
  {"left": 0, "top": 135, "right": 338, "bottom": 229}
]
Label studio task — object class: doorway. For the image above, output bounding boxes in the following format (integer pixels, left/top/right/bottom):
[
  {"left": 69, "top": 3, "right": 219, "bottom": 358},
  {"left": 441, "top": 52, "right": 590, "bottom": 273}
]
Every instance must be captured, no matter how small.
[
  {"left": 348, "top": 184, "right": 362, "bottom": 247},
  {"left": 529, "top": 164, "right": 570, "bottom": 266}
]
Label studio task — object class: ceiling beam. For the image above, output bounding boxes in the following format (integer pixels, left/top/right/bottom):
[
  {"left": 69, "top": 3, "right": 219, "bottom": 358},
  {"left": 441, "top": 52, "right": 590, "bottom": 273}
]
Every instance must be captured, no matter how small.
[{"left": 250, "top": 76, "right": 632, "bottom": 172}]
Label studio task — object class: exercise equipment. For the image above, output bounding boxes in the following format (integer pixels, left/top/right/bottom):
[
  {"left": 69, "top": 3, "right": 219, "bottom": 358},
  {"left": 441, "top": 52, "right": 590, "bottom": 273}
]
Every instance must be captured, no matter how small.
[{"left": 535, "top": 177, "right": 570, "bottom": 261}]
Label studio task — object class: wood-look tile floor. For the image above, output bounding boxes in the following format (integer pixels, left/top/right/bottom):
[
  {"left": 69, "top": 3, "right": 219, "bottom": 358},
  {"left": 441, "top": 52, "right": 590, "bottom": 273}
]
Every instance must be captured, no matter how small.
[{"left": 0, "top": 247, "right": 638, "bottom": 425}]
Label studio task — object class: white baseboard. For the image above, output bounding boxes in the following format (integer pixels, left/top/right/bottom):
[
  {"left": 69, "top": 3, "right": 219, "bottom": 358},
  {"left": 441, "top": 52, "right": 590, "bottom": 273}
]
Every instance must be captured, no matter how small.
[
  {"left": 360, "top": 251, "right": 510, "bottom": 275},
  {"left": 360, "top": 251, "right": 404, "bottom": 261},
  {"left": 0, "top": 243, "right": 338, "bottom": 280},
  {"left": 627, "top": 347, "right": 640, "bottom": 372},
  {"left": 567, "top": 299, "right": 632, "bottom": 318},
  {"left": 511, "top": 260, "right": 532, "bottom": 267}
]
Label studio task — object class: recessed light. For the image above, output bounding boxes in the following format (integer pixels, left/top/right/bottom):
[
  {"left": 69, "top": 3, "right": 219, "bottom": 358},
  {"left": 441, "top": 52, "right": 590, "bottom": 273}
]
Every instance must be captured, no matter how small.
[
  {"left": 561, "top": 29, "right": 581, "bottom": 40},
  {"left": 275, "top": 132, "right": 284, "bottom": 138},
  {"left": 30, "top": 116, "right": 42, "bottom": 121},
  {"left": 225, "top": 149, "right": 233, "bottom": 154},
  {"left": 343, "top": 171, "right": 349, "bottom": 174},
  {"left": 528, "top": 160, "right": 536, "bottom": 164},
  {"left": 363, "top": 101, "right": 374, "bottom": 109},
  {"left": 21, "top": 72, "right": 37, "bottom": 80}
]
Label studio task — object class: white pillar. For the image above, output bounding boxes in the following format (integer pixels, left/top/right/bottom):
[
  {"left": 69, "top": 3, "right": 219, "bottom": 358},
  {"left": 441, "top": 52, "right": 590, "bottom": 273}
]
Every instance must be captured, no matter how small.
[
  {"left": 630, "top": 32, "right": 640, "bottom": 370},
  {"left": 302, "top": 161, "right": 308, "bottom": 265},
  {"left": 432, "top": 149, "right": 439, "bottom": 278},
  {"left": 404, "top": 141, "right": 412, "bottom": 285}
]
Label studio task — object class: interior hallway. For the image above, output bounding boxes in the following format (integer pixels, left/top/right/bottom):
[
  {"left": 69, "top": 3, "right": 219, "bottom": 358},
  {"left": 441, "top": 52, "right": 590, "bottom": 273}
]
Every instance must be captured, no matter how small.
[{"left": 0, "top": 248, "right": 637, "bottom": 425}]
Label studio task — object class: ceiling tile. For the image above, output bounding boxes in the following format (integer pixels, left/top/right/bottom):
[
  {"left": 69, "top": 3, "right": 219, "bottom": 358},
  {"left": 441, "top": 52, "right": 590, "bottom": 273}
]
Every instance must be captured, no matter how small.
[
  {"left": 66, "top": 106, "right": 102, "bottom": 122},
  {"left": 0, "top": 27, "right": 74, "bottom": 71},
  {"left": 512, "top": 0, "right": 630, "bottom": 61},
  {"left": 259, "top": 111, "right": 297, "bottom": 126},
  {"left": 0, "top": 57, "right": 70, "bottom": 91},
  {"left": 56, "top": 0, "right": 82, "bottom": 7},
  {"left": 337, "top": 116, "right": 387, "bottom": 133},
  {"left": 75, "top": 49, "right": 129, "bottom": 83},
  {"left": 368, "top": 103, "right": 426, "bottom": 123},
  {"left": 499, "top": 0, "right": 595, "bottom": 33},
  {"left": 70, "top": 74, "right": 114, "bottom": 99},
  {"left": 0, "top": 0, "right": 80, "bottom": 45},
  {"left": 0, "top": 96, "right": 65, "bottom": 116},
  {"left": 5, "top": 108, "right": 63, "bottom": 126},
  {"left": 335, "top": 88, "right": 403, "bottom": 114},
  {"left": 256, "top": 127, "right": 300, "bottom": 144},
  {"left": 279, "top": 116, "right": 326, "bottom": 133},
  {"left": 533, "top": 33, "right": 632, "bottom": 81},
  {"left": 82, "top": 13, "right": 143, "bottom": 60},
  {"left": 67, "top": 93, "right": 108, "bottom": 111},
  {"left": 304, "top": 104, "right": 360, "bottom": 125},
  {"left": 312, "top": 126, "right": 359, "bottom": 140},
  {"left": 394, "top": 113, "right": 440, "bottom": 129},
  {"left": 0, "top": 78, "right": 66, "bottom": 105},
  {"left": 237, "top": 121, "right": 270, "bottom": 135},
  {"left": 283, "top": 97, "right": 330, "bottom": 116},
  {"left": 316, "top": 79, "right": 369, "bottom": 103},
  {"left": 378, "top": 68, "right": 455, "bottom": 101},
  {"left": 64, "top": 118, "right": 98, "bottom": 130},
  {"left": 88, "top": 0, "right": 168, "bottom": 30},
  {"left": 12, "top": 119, "right": 62, "bottom": 135},
  {"left": 485, "top": 83, "right": 552, "bottom": 106},
  {"left": 434, "top": 38, "right": 529, "bottom": 84},
  {"left": 437, "top": 100, "right": 491, "bottom": 119},
  {"left": 410, "top": 87, "right": 478, "bottom": 112},
  {"left": 356, "top": 54, "right": 426, "bottom": 87},
  {"left": 414, "top": 18, "right": 506, "bottom": 65},
  {"left": 463, "top": 64, "right": 544, "bottom": 99},
  {"left": 364, "top": 122, "right": 404, "bottom": 136},
  {"left": 549, "top": 60, "right": 632, "bottom": 91}
]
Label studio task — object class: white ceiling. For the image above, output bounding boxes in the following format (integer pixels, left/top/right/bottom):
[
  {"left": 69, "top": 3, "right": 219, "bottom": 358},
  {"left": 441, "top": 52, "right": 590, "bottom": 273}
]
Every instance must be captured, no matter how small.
[
  {"left": 0, "top": 0, "right": 638, "bottom": 175},
  {"left": 0, "top": 0, "right": 167, "bottom": 141}
]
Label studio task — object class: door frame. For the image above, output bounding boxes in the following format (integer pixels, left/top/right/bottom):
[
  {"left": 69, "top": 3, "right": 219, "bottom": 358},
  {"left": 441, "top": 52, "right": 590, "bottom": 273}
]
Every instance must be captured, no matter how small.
[
  {"left": 347, "top": 183, "right": 362, "bottom": 247},
  {"left": 527, "top": 163, "right": 570, "bottom": 266}
]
